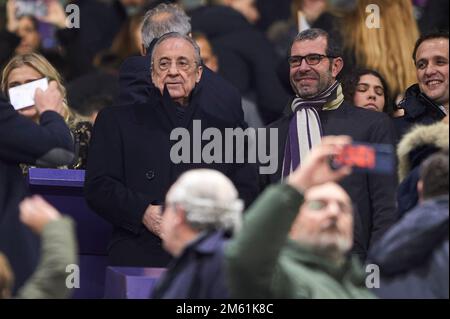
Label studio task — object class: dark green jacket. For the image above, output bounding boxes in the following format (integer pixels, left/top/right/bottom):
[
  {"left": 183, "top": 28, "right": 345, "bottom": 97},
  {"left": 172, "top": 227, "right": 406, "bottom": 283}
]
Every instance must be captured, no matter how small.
[
  {"left": 17, "top": 217, "right": 78, "bottom": 299},
  {"left": 226, "top": 184, "right": 375, "bottom": 299}
]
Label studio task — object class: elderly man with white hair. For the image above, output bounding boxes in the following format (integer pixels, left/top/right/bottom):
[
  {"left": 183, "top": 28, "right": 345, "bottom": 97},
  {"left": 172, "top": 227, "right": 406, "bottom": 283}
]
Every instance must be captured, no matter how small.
[{"left": 151, "top": 169, "right": 243, "bottom": 299}]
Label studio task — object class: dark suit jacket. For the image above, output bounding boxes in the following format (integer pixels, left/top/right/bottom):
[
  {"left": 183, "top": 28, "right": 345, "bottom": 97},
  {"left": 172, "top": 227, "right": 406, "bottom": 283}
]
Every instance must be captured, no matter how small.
[
  {"left": 0, "top": 94, "right": 74, "bottom": 291},
  {"left": 85, "top": 86, "right": 259, "bottom": 267},
  {"left": 260, "top": 101, "right": 398, "bottom": 260}
]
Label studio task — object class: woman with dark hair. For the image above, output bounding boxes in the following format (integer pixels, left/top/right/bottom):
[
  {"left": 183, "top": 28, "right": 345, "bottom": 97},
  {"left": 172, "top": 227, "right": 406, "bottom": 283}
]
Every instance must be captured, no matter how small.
[{"left": 343, "top": 68, "right": 393, "bottom": 115}]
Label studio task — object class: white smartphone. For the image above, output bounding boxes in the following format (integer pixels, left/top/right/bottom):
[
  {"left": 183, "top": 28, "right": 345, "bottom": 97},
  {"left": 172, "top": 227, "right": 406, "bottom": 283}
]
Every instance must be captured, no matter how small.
[{"left": 8, "top": 78, "right": 49, "bottom": 111}]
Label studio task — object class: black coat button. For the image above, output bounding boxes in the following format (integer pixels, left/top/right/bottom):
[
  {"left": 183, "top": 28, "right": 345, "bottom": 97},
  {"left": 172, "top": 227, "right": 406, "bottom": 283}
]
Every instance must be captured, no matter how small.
[{"left": 146, "top": 170, "right": 155, "bottom": 180}]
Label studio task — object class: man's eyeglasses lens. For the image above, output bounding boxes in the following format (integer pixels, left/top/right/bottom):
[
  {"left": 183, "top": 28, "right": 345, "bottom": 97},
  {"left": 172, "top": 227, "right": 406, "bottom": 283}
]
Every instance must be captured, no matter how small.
[{"left": 288, "top": 54, "right": 331, "bottom": 67}]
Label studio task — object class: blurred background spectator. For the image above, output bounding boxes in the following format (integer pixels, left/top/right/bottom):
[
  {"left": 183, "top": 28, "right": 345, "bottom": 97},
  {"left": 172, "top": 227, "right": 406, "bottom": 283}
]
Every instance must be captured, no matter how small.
[
  {"left": 338, "top": 0, "right": 419, "bottom": 105},
  {"left": 0, "top": 195, "right": 77, "bottom": 299},
  {"left": 189, "top": 0, "right": 290, "bottom": 123},
  {"left": 396, "top": 121, "right": 448, "bottom": 218},
  {"left": 369, "top": 151, "right": 449, "bottom": 299}
]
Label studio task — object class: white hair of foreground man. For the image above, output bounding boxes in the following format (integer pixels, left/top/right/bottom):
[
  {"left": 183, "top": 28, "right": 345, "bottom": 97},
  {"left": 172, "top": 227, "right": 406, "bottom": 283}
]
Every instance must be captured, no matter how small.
[{"left": 167, "top": 169, "right": 244, "bottom": 234}]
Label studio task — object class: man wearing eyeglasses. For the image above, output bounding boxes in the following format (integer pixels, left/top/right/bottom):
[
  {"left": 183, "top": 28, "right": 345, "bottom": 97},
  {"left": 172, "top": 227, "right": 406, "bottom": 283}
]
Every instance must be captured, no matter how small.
[
  {"left": 85, "top": 32, "right": 258, "bottom": 268},
  {"left": 259, "top": 28, "right": 397, "bottom": 261},
  {"left": 227, "top": 136, "right": 375, "bottom": 299}
]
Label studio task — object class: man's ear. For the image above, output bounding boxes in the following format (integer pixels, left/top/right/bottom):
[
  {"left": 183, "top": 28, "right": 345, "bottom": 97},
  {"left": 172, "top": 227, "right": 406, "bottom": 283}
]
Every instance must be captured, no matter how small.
[
  {"left": 417, "top": 180, "right": 424, "bottom": 202},
  {"left": 331, "top": 57, "right": 344, "bottom": 78},
  {"left": 196, "top": 65, "right": 203, "bottom": 83},
  {"left": 176, "top": 206, "right": 188, "bottom": 225},
  {"left": 141, "top": 44, "right": 147, "bottom": 56}
]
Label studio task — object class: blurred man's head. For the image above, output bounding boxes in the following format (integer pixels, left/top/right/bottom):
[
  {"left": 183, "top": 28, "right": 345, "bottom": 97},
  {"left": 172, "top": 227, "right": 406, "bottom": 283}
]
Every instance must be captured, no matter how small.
[
  {"left": 418, "top": 152, "right": 449, "bottom": 202},
  {"left": 151, "top": 33, "right": 203, "bottom": 106},
  {"left": 161, "top": 169, "right": 243, "bottom": 257},
  {"left": 289, "top": 28, "right": 343, "bottom": 98},
  {"left": 211, "top": 0, "right": 260, "bottom": 24},
  {"left": 290, "top": 183, "right": 353, "bottom": 261},
  {"left": 0, "top": 253, "right": 13, "bottom": 299},
  {"left": 141, "top": 3, "right": 191, "bottom": 53},
  {"left": 193, "top": 33, "right": 219, "bottom": 73},
  {"left": 413, "top": 32, "right": 449, "bottom": 110}
]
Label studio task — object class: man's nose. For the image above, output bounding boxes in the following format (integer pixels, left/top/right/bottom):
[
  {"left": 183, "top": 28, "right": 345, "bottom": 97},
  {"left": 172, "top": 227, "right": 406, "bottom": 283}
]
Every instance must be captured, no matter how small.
[
  {"left": 168, "top": 62, "right": 179, "bottom": 75},
  {"left": 298, "top": 59, "right": 312, "bottom": 72},
  {"left": 325, "top": 202, "right": 341, "bottom": 218},
  {"left": 424, "top": 63, "right": 438, "bottom": 77}
]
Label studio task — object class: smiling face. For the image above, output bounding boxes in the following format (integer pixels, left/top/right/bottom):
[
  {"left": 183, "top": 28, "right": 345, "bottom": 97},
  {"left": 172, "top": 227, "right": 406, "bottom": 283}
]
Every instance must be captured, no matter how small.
[
  {"left": 290, "top": 36, "right": 343, "bottom": 98},
  {"left": 353, "top": 74, "right": 386, "bottom": 112},
  {"left": 415, "top": 38, "right": 449, "bottom": 108},
  {"left": 7, "top": 65, "right": 42, "bottom": 120},
  {"left": 151, "top": 37, "right": 203, "bottom": 106}
]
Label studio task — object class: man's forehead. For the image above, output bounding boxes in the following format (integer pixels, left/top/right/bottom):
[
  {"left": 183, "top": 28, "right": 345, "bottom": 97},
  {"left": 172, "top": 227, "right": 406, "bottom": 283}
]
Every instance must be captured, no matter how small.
[
  {"left": 416, "top": 38, "right": 449, "bottom": 59},
  {"left": 291, "top": 37, "right": 328, "bottom": 55},
  {"left": 153, "top": 38, "right": 196, "bottom": 59},
  {"left": 305, "top": 183, "right": 350, "bottom": 203}
]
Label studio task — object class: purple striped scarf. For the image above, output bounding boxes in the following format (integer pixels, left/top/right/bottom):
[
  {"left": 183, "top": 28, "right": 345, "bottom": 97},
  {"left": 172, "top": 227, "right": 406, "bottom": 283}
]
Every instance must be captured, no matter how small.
[{"left": 282, "top": 81, "right": 340, "bottom": 179}]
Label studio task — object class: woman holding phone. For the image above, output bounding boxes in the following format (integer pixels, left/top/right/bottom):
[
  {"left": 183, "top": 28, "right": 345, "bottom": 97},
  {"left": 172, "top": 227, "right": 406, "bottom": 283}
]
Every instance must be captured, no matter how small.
[
  {"left": 0, "top": 78, "right": 73, "bottom": 294},
  {"left": 1, "top": 53, "right": 91, "bottom": 169}
]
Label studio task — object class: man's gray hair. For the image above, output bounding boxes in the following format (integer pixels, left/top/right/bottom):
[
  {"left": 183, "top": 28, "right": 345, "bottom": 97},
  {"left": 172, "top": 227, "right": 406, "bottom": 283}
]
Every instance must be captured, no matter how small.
[
  {"left": 141, "top": 3, "right": 192, "bottom": 49},
  {"left": 151, "top": 32, "right": 202, "bottom": 67},
  {"left": 166, "top": 169, "right": 244, "bottom": 234},
  {"left": 292, "top": 28, "right": 343, "bottom": 58}
]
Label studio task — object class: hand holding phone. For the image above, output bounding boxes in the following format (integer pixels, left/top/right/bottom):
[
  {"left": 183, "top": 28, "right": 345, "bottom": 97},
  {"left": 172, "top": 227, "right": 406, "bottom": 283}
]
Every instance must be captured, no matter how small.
[
  {"left": 34, "top": 81, "right": 64, "bottom": 115},
  {"left": 330, "top": 142, "right": 395, "bottom": 175}
]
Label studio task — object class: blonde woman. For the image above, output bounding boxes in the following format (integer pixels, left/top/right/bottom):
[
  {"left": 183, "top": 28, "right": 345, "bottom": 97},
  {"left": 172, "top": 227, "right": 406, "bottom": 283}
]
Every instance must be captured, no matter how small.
[
  {"left": 339, "top": 0, "right": 419, "bottom": 100},
  {"left": 1, "top": 53, "right": 91, "bottom": 169}
]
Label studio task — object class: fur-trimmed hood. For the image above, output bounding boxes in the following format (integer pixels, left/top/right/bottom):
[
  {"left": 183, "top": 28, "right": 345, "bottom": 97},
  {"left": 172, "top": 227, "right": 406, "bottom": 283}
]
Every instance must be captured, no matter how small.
[{"left": 397, "top": 122, "right": 449, "bottom": 182}]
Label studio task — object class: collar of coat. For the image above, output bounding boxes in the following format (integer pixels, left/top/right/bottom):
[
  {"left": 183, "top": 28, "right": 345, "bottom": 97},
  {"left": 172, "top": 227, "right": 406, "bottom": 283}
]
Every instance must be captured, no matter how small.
[
  {"left": 400, "top": 84, "right": 447, "bottom": 120},
  {"left": 132, "top": 84, "right": 203, "bottom": 129},
  {"left": 396, "top": 121, "right": 449, "bottom": 182},
  {"left": 283, "top": 239, "right": 366, "bottom": 285}
]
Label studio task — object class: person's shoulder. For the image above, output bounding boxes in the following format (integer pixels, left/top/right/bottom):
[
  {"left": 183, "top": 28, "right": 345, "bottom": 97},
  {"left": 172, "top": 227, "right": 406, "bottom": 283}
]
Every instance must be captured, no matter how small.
[
  {"left": 202, "top": 68, "right": 239, "bottom": 95},
  {"left": 342, "top": 102, "right": 392, "bottom": 123},
  {"left": 119, "top": 55, "right": 150, "bottom": 74},
  {"left": 96, "top": 103, "right": 148, "bottom": 122}
]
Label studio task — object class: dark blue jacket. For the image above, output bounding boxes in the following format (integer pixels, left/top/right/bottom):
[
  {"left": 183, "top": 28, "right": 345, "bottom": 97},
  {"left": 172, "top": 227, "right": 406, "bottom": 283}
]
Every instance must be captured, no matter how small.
[
  {"left": 151, "top": 231, "right": 230, "bottom": 299},
  {"left": 0, "top": 94, "right": 74, "bottom": 291},
  {"left": 368, "top": 196, "right": 449, "bottom": 299},
  {"left": 394, "top": 84, "right": 447, "bottom": 141}
]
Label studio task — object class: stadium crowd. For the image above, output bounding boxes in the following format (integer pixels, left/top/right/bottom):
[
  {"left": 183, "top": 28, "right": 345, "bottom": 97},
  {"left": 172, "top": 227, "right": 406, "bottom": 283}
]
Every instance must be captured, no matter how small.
[{"left": 0, "top": 0, "right": 448, "bottom": 299}]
